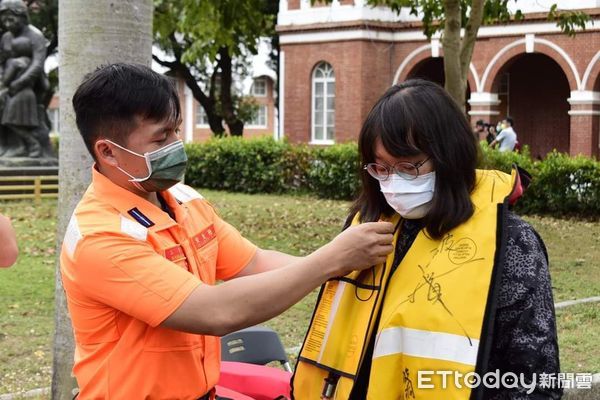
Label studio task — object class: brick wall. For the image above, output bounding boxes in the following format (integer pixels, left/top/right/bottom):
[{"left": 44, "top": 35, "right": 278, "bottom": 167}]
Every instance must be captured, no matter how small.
[
  {"left": 570, "top": 103, "right": 600, "bottom": 156},
  {"left": 505, "top": 53, "right": 571, "bottom": 158},
  {"left": 283, "top": 40, "right": 395, "bottom": 144},
  {"left": 280, "top": 26, "right": 600, "bottom": 157}
]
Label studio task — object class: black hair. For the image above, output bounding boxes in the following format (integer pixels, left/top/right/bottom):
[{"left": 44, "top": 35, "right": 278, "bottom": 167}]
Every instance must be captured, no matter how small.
[
  {"left": 72, "top": 63, "right": 181, "bottom": 160},
  {"left": 347, "top": 79, "right": 479, "bottom": 239},
  {"left": 505, "top": 117, "right": 514, "bottom": 127},
  {"left": 475, "top": 119, "right": 485, "bottom": 126}
]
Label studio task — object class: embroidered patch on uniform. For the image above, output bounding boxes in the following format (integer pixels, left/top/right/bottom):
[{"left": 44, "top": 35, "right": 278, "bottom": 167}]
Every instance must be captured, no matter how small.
[
  {"left": 165, "top": 245, "right": 186, "bottom": 262},
  {"left": 127, "top": 207, "right": 155, "bottom": 228},
  {"left": 192, "top": 224, "right": 216, "bottom": 249}
]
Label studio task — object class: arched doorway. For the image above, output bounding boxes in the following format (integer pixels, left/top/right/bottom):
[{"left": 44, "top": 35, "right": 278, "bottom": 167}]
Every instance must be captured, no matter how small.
[
  {"left": 491, "top": 53, "right": 570, "bottom": 158},
  {"left": 407, "top": 57, "right": 445, "bottom": 85},
  {"left": 406, "top": 57, "right": 471, "bottom": 112}
]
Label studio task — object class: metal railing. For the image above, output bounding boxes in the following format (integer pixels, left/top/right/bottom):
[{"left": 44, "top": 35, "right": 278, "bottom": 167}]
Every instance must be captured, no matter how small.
[{"left": 0, "top": 175, "right": 58, "bottom": 203}]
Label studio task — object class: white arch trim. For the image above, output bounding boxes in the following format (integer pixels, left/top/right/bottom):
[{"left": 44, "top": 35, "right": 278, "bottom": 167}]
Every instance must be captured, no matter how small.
[
  {"left": 481, "top": 39, "right": 525, "bottom": 91},
  {"left": 393, "top": 43, "right": 431, "bottom": 85},
  {"left": 582, "top": 50, "right": 600, "bottom": 90},
  {"left": 481, "top": 37, "right": 582, "bottom": 91},
  {"left": 536, "top": 38, "right": 581, "bottom": 89},
  {"left": 393, "top": 43, "right": 481, "bottom": 91},
  {"left": 470, "top": 63, "right": 481, "bottom": 92}
]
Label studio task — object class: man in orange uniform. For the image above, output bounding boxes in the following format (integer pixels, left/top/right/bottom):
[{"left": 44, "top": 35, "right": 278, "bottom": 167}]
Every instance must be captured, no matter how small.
[{"left": 60, "top": 63, "right": 394, "bottom": 399}]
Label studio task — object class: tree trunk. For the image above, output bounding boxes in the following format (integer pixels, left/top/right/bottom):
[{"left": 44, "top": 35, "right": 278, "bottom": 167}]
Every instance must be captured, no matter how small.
[
  {"left": 442, "top": 0, "right": 466, "bottom": 110},
  {"left": 54, "top": 1, "right": 153, "bottom": 399},
  {"left": 442, "top": 0, "right": 485, "bottom": 112},
  {"left": 460, "top": 0, "right": 485, "bottom": 86},
  {"left": 218, "top": 47, "right": 245, "bottom": 136}
]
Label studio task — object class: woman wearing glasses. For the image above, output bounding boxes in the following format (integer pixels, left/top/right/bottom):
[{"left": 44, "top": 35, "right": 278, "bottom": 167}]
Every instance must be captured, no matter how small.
[{"left": 292, "top": 79, "right": 560, "bottom": 399}]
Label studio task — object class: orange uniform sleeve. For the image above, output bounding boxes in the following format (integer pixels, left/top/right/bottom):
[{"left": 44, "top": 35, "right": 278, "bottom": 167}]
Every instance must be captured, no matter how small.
[
  {"left": 66, "top": 232, "right": 201, "bottom": 327},
  {"left": 212, "top": 214, "right": 258, "bottom": 281}
]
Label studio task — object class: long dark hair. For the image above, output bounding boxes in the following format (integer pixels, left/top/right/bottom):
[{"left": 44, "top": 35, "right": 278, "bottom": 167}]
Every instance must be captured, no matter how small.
[{"left": 347, "top": 79, "right": 479, "bottom": 239}]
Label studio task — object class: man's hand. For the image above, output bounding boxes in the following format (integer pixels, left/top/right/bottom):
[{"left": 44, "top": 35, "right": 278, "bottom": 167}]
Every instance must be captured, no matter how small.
[
  {"left": 0, "top": 213, "right": 18, "bottom": 268},
  {"left": 319, "top": 221, "right": 395, "bottom": 278},
  {"left": 162, "top": 221, "right": 395, "bottom": 336}
]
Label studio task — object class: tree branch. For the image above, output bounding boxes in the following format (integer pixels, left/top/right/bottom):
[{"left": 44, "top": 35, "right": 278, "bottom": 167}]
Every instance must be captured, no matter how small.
[
  {"left": 218, "top": 46, "right": 244, "bottom": 135},
  {"left": 442, "top": 0, "right": 465, "bottom": 107},
  {"left": 460, "top": 0, "right": 484, "bottom": 81},
  {"left": 151, "top": 54, "right": 176, "bottom": 69}
]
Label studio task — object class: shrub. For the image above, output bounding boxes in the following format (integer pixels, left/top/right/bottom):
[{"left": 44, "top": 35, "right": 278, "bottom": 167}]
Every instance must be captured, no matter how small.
[
  {"left": 479, "top": 144, "right": 599, "bottom": 217},
  {"left": 478, "top": 141, "right": 536, "bottom": 173},
  {"left": 306, "top": 143, "right": 360, "bottom": 200},
  {"left": 527, "top": 151, "right": 600, "bottom": 216},
  {"left": 184, "top": 137, "right": 600, "bottom": 217},
  {"left": 185, "top": 136, "right": 290, "bottom": 193},
  {"left": 280, "top": 144, "right": 313, "bottom": 193}
]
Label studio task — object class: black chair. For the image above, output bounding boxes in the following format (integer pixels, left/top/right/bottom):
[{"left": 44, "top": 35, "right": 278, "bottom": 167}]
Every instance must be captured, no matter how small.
[{"left": 221, "top": 326, "right": 292, "bottom": 372}]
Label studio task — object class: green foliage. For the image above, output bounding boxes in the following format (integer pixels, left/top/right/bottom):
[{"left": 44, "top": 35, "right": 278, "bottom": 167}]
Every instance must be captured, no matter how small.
[
  {"left": 50, "top": 133, "right": 59, "bottom": 154},
  {"left": 315, "top": 0, "right": 590, "bottom": 40},
  {"left": 482, "top": 0, "right": 518, "bottom": 25},
  {"left": 27, "top": 0, "right": 58, "bottom": 56},
  {"left": 153, "top": 0, "right": 278, "bottom": 136},
  {"left": 185, "top": 138, "right": 360, "bottom": 198},
  {"left": 547, "top": 5, "right": 591, "bottom": 37},
  {"left": 530, "top": 152, "right": 600, "bottom": 215},
  {"left": 154, "top": 0, "right": 274, "bottom": 64},
  {"left": 479, "top": 143, "right": 600, "bottom": 217},
  {"left": 235, "top": 96, "right": 261, "bottom": 126},
  {"left": 307, "top": 143, "right": 360, "bottom": 200},
  {"left": 186, "top": 138, "right": 600, "bottom": 217},
  {"left": 185, "top": 136, "right": 292, "bottom": 194},
  {"left": 478, "top": 141, "right": 536, "bottom": 173}
]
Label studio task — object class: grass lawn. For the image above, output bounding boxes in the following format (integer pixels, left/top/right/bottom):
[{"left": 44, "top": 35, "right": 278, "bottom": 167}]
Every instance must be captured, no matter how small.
[{"left": 0, "top": 190, "right": 598, "bottom": 395}]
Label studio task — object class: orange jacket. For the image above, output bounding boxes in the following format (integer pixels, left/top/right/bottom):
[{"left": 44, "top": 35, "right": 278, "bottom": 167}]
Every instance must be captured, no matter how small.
[{"left": 61, "top": 168, "right": 257, "bottom": 399}]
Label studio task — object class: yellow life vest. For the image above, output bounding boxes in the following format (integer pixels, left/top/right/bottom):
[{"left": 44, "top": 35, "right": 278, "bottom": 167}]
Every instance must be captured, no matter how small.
[{"left": 292, "top": 169, "right": 519, "bottom": 399}]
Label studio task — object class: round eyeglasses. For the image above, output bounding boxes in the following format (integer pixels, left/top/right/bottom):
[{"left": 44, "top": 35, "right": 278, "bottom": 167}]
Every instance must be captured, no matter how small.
[{"left": 363, "top": 157, "right": 430, "bottom": 181}]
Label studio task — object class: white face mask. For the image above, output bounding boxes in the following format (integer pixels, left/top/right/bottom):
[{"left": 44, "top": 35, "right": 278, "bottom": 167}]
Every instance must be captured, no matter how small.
[{"left": 379, "top": 171, "right": 436, "bottom": 219}]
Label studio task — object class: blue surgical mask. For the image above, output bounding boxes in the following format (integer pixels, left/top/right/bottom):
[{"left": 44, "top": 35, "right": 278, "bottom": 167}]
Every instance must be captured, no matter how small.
[{"left": 107, "top": 139, "right": 188, "bottom": 192}]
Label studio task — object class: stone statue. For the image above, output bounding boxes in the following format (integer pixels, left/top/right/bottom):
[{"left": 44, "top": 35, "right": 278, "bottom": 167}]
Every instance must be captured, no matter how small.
[{"left": 0, "top": 0, "right": 54, "bottom": 160}]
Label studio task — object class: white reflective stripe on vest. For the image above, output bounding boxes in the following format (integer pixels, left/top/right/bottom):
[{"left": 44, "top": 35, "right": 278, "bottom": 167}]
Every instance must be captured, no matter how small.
[
  {"left": 318, "top": 281, "right": 347, "bottom": 363},
  {"left": 373, "top": 327, "right": 480, "bottom": 366}
]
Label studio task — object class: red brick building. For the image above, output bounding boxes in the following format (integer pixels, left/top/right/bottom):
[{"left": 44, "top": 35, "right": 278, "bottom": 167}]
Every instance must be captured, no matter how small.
[
  {"left": 277, "top": 0, "right": 600, "bottom": 158},
  {"left": 176, "top": 74, "right": 277, "bottom": 143}
]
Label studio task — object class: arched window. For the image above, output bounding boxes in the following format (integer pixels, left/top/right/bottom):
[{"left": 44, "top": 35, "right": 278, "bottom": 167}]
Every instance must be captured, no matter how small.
[{"left": 311, "top": 62, "right": 335, "bottom": 143}]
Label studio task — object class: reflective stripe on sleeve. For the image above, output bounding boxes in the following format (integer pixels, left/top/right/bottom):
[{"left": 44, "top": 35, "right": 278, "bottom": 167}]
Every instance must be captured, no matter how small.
[
  {"left": 120, "top": 215, "right": 148, "bottom": 241},
  {"left": 64, "top": 214, "right": 82, "bottom": 257},
  {"left": 168, "top": 184, "right": 203, "bottom": 203}
]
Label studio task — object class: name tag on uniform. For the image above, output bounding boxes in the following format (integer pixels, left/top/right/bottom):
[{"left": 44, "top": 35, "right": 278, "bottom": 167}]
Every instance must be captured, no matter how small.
[
  {"left": 164, "top": 245, "right": 186, "bottom": 262},
  {"left": 192, "top": 224, "right": 216, "bottom": 250}
]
